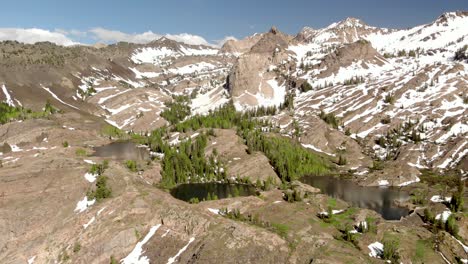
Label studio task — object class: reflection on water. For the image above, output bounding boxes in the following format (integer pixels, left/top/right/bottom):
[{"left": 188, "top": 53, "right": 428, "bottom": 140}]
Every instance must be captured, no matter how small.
[
  {"left": 301, "top": 176, "right": 410, "bottom": 220},
  {"left": 92, "top": 142, "right": 149, "bottom": 160},
  {"left": 171, "top": 183, "right": 257, "bottom": 202}
]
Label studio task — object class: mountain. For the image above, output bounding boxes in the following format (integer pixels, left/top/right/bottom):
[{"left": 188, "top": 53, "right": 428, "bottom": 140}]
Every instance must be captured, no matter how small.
[{"left": 0, "top": 11, "right": 467, "bottom": 264}]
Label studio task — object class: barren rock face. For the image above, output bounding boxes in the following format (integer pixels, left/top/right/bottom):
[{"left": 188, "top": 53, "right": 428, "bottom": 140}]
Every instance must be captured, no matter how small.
[
  {"left": 317, "top": 40, "right": 384, "bottom": 78},
  {"left": 221, "top": 34, "right": 264, "bottom": 55},
  {"left": 228, "top": 28, "right": 293, "bottom": 110}
]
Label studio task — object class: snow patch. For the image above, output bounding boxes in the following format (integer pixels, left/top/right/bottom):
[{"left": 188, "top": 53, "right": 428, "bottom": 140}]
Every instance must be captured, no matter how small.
[
  {"left": 430, "top": 195, "right": 451, "bottom": 203},
  {"left": 167, "top": 237, "right": 196, "bottom": 264},
  {"left": 74, "top": 196, "right": 96, "bottom": 213},
  {"left": 435, "top": 210, "right": 452, "bottom": 222},
  {"left": 83, "top": 216, "right": 95, "bottom": 229},
  {"left": 207, "top": 208, "right": 219, "bottom": 215},
  {"left": 84, "top": 172, "right": 98, "bottom": 183},
  {"left": 301, "top": 143, "right": 336, "bottom": 156},
  {"left": 121, "top": 224, "right": 162, "bottom": 264},
  {"left": 1, "top": 84, "right": 15, "bottom": 106},
  {"left": 368, "top": 242, "right": 383, "bottom": 258},
  {"left": 378, "top": 180, "right": 389, "bottom": 186}
]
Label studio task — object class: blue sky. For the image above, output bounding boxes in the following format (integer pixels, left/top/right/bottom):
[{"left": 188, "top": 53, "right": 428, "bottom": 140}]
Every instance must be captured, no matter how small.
[{"left": 0, "top": 0, "right": 467, "bottom": 45}]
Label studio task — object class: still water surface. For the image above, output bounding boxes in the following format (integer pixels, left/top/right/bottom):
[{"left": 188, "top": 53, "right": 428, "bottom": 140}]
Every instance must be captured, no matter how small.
[
  {"left": 92, "top": 142, "right": 149, "bottom": 160},
  {"left": 301, "top": 176, "right": 410, "bottom": 220},
  {"left": 171, "top": 183, "right": 257, "bottom": 202}
]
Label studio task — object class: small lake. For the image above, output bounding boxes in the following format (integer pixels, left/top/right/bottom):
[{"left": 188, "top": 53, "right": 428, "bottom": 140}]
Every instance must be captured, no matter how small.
[
  {"left": 92, "top": 142, "right": 149, "bottom": 160},
  {"left": 301, "top": 176, "right": 410, "bottom": 220},
  {"left": 171, "top": 183, "right": 257, "bottom": 202}
]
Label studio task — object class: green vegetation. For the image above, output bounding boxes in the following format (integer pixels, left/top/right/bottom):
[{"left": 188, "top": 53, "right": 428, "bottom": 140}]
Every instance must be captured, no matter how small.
[
  {"left": 271, "top": 223, "right": 290, "bottom": 238},
  {"left": 374, "top": 119, "right": 424, "bottom": 160},
  {"left": 383, "top": 93, "right": 395, "bottom": 104},
  {"left": 397, "top": 50, "right": 407, "bottom": 57},
  {"left": 160, "top": 95, "right": 191, "bottom": 125},
  {"left": 383, "top": 236, "right": 400, "bottom": 263},
  {"left": 189, "top": 197, "right": 200, "bottom": 204},
  {"left": 419, "top": 170, "right": 461, "bottom": 189},
  {"left": 159, "top": 132, "right": 226, "bottom": 188},
  {"left": 454, "top": 45, "right": 467, "bottom": 62},
  {"left": 449, "top": 177, "right": 464, "bottom": 212},
  {"left": 138, "top": 102, "right": 330, "bottom": 188},
  {"left": 370, "top": 160, "right": 384, "bottom": 171},
  {"left": 299, "top": 81, "right": 312, "bottom": 93},
  {"left": 72, "top": 242, "right": 81, "bottom": 253},
  {"left": 337, "top": 155, "right": 347, "bottom": 166},
  {"left": 342, "top": 225, "right": 358, "bottom": 245},
  {"left": 283, "top": 188, "right": 304, "bottom": 203},
  {"left": 319, "top": 110, "right": 340, "bottom": 129},
  {"left": 62, "top": 141, "right": 69, "bottom": 148},
  {"left": 87, "top": 175, "right": 112, "bottom": 201},
  {"left": 220, "top": 208, "right": 290, "bottom": 238},
  {"left": 87, "top": 161, "right": 112, "bottom": 201},
  {"left": 0, "top": 101, "right": 56, "bottom": 124},
  {"left": 101, "top": 125, "right": 126, "bottom": 139},
  {"left": 44, "top": 100, "right": 59, "bottom": 114},
  {"left": 110, "top": 256, "right": 118, "bottom": 264},
  {"left": 319, "top": 207, "right": 359, "bottom": 230},
  {"left": 410, "top": 188, "right": 428, "bottom": 205},
  {"left": 125, "top": 160, "right": 138, "bottom": 172},
  {"left": 365, "top": 217, "right": 377, "bottom": 233},
  {"left": 343, "top": 76, "right": 364, "bottom": 86},
  {"left": 75, "top": 148, "right": 88, "bottom": 157},
  {"left": 423, "top": 208, "right": 460, "bottom": 237},
  {"left": 241, "top": 130, "right": 329, "bottom": 182},
  {"left": 380, "top": 115, "right": 391, "bottom": 124},
  {"left": 89, "top": 160, "right": 109, "bottom": 176},
  {"left": 445, "top": 215, "right": 459, "bottom": 237}
]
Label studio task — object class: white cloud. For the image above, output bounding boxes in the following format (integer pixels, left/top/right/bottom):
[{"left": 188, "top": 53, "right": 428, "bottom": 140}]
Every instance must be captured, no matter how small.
[
  {"left": 0, "top": 27, "right": 235, "bottom": 48},
  {"left": 214, "top": 36, "right": 238, "bottom": 47},
  {"left": 55, "top": 29, "right": 88, "bottom": 38},
  {"left": 0, "top": 28, "right": 79, "bottom": 46},
  {"left": 88, "top": 27, "right": 216, "bottom": 46},
  {"left": 165, "top": 33, "right": 211, "bottom": 46},
  {"left": 88, "top": 27, "right": 161, "bottom": 44}
]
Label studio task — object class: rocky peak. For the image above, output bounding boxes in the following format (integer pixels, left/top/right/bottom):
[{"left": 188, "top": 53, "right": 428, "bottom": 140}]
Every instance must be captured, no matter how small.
[
  {"left": 295, "top": 27, "right": 317, "bottom": 42},
  {"left": 249, "top": 27, "right": 290, "bottom": 53},
  {"left": 270, "top": 26, "right": 278, "bottom": 35},
  {"left": 220, "top": 33, "right": 264, "bottom": 55},
  {"left": 434, "top": 11, "right": 468, "bottom": 25}
]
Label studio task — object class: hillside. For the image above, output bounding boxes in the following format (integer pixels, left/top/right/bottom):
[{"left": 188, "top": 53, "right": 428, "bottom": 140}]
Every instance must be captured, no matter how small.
[{"left": 0, "top": 11, "right": 467, "bottom": 264}]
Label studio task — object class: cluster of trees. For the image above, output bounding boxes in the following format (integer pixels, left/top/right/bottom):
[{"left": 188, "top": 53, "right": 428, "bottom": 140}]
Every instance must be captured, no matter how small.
[
  {"left": 383, "top": 93, "right": 395, "bottom": 104},
  {"left": 343, "top": 76, "right": 365, "bottom": 86},
  {"left": 423, "top": 209, "right": 459, "bottom": 237},
  {"left": 454, "top": 45, "right": 467, "bottom": 62},
  {"left": 300, "top": 81, "right": 312, "bottom": 93},
  {"left": 240, "top": 129, "right": 329, "bottom": 182},
  {"left": 243, "top": 105, "right": 278, "bottom": 117},
  {"left": 0, "top": 101, "right": 57, "bottom": 124},
  {"left": 87, "top": 161, "right": 112, "bottom": 201},
  {"left": 279, "top": 92, "right": 295, "bottom": 111},
  {"left": 421, "top": 179, "right": 463, "bottom": 237},
  {"left": 140, "top": 100, "right": 329, "bottom": 188},
  {"left": 155, "top": 132, "right": 227, "bottom": 188},
  {"left": 375, "top": 119, "right": 424, "bottom": 160},
  {"left": 161, "top": 95, "right": 191, "bottom": 125},
  {"left": 319, "top": 110, "right": 340, "bottom": 129},
  {"left": 78, "top": 86, "right": 96, "bottom": 99}
]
